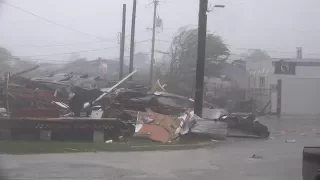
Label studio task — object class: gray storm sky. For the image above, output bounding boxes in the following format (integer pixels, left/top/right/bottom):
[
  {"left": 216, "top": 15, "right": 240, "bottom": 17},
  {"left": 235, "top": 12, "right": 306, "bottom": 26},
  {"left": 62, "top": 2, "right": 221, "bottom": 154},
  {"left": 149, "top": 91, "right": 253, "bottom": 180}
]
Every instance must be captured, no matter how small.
[{"left": 0, "top": 0, "right": 320, "bottom": 64}]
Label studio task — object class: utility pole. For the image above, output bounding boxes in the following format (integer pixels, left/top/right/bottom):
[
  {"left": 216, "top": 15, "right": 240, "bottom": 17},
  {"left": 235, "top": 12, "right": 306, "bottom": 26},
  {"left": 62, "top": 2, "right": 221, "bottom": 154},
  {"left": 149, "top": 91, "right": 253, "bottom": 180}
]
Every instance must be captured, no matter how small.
[
  {"left": 119, "top": 4, "right": 126, "bottom": 80},
  {"left": 194, "top": 0, "right": 208, "bottom": 117},
  {"left": 129, "top": 0, "right": 137, "bottom": 81},
  {"left": 149, "top": 0, "right": 158, "bottom": 86},
  {"left": 4, "top": 72, "right": 10, "bottom": 112},
  {"left": 296, "top": 47, "right": 302, "bottom": 59}
]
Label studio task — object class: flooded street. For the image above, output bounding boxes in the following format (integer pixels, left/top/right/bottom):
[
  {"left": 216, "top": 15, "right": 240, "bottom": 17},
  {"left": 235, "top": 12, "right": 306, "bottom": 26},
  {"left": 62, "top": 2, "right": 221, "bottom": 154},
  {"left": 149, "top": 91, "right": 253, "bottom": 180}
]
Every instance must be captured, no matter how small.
[
  {"left": 0, "top": 0, "right": 319, "bottom": 179},
  {"left": 1, "top": 116, "right": 320, "bottom": 180}
]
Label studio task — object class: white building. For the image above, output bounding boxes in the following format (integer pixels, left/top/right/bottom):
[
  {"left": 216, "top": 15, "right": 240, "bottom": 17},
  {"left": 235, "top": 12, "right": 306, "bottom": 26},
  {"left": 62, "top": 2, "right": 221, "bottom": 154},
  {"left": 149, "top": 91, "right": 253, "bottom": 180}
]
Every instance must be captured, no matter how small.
[{"left": 246, "top": 57, "right": 320, "bottom": 115}]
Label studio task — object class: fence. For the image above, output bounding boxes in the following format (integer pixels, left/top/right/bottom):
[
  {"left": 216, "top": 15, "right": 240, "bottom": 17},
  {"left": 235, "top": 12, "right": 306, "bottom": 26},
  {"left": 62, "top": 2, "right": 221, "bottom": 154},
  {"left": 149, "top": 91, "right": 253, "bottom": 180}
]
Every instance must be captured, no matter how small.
[
  {"left": 205, "top": 87, "right": 272, "bottom": 113},
  {"left": 246, "top": 88, "right": 271, "bottom": 112}
]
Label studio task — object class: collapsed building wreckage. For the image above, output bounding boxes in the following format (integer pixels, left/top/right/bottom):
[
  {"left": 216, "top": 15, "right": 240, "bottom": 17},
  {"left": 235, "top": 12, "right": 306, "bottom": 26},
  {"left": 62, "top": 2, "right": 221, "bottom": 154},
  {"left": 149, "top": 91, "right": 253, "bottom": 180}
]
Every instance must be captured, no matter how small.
[{"left": 0, "top": 66, "right": 270, "bottom": 143}]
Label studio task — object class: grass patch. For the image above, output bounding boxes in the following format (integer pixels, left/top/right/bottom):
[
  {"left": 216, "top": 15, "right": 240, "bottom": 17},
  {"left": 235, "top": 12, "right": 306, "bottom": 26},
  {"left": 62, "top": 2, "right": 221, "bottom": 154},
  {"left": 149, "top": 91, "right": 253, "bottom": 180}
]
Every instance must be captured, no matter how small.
[{"left": 0, "top": 140, "right": 215, "bottom": 155}]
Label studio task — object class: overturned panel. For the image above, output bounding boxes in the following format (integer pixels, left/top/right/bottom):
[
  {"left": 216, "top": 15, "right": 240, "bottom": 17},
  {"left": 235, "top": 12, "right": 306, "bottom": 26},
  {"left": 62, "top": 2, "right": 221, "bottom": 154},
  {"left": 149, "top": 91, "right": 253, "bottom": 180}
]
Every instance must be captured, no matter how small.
[
  {"left": 134, "top": 112, "right": 182, "bottom": 143},
  {"left": 134, "top": 124, "right": 171, "bottom": 143},
  {"left": 202, "top": 108, "right": 227, "bottom": 120},
  {"left": 191, "top": 120, "right": 228, "bottom": 140}
]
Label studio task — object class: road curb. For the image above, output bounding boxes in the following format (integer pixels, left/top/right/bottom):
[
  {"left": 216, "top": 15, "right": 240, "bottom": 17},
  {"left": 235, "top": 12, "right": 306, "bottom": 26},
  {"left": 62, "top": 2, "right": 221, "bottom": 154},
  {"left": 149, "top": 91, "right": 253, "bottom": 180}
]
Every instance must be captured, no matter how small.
[
  {"left": 131, "top": 142, "right": 214, "bottom": 148},
  {"left": 0, "top": 140, "right": 218, "bottom": 154}
]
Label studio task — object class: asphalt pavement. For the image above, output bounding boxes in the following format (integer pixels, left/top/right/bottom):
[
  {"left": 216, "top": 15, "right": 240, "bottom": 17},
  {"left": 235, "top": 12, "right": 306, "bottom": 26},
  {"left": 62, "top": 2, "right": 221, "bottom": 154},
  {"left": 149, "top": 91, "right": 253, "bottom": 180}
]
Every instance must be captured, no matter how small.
[{"left": 1, "top": 115, "right": 320, "bottom": 180}]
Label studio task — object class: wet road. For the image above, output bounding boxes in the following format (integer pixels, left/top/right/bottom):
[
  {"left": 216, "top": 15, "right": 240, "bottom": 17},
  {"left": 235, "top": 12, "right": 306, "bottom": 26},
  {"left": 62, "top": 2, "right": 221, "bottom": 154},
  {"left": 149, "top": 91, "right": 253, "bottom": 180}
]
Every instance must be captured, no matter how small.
[{"left": 1, "top": 116, "right": 320, "bottom": 180}]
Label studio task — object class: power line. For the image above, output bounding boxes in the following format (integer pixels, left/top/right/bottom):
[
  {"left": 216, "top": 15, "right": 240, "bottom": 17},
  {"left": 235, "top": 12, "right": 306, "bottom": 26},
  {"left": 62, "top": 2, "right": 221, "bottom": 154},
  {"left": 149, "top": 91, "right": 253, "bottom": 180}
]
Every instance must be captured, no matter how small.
[
  {"left": 159, "top": 32, "right": 172, "bottom": 38},
  {"left": 0, "top": 0, "right": 106, "bottom": 41},
  {"left": 155, "top": 30, "right": 320, "bottom": 56},
  {"left": 17, "top": 45, "right": 120, "bottom": 58},
  {"left": 157, "top": 39, "right": 171, "bottom": 42},
  {"left": 3, "top": 40, "right": 114, "bottom": 48},
  {"left": 25, "top": 51, "right": 152, "bottom": 64},
  {"left": 14, "top": 39, "right": 152, "bottom": 58},
  {"left": 136, "top": 39, "right": 151, "bottom": 43},
  {"left": 2, "top": 30, "right": 150, "bottom": 48}
]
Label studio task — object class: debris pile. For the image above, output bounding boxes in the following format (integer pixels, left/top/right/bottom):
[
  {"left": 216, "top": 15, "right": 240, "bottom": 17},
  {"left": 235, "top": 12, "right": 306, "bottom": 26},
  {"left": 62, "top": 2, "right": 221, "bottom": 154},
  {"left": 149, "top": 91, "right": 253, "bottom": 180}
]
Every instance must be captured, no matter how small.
[
  {"left": 227, "top": 113, "right": 270, "bottom": 138},
  {"left": 134, "top": 111, "right": 182, "bottom": 143},
  {"left": 0, "top": 66, "right": 270, "bottom": 143},
  {"left": 1, "top": 67, "right": 71, "bottom": 118}
]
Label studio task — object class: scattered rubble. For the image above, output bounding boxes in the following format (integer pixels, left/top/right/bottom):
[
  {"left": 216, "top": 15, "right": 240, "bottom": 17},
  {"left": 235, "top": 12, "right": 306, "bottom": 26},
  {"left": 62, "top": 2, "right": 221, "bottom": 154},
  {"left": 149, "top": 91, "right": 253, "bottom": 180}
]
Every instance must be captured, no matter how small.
[
  {"left": 251, "top": 154, "right": 263, "bottom": 159},
  {"left": 227, "top": 112, "right": 270, "bottom": 138},
  {"left": 105, "top": 140, "right": 113, "bottom": 144},
  {"left": 0, "top": 65, "right": 270, "bottom": 143}
]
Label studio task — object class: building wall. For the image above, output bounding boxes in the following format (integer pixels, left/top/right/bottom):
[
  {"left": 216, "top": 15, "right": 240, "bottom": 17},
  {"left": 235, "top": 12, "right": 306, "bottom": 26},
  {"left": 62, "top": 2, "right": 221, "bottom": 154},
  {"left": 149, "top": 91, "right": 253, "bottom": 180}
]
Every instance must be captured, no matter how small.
[
  {"left": 221, "top": 63, "right": 249, "bottom": 89},
  {"left": 247, "top": 59, "right": 320, "bottom": 88},
  {"left": 246, "top": 59, "right": 320, "bottom": 115},
  {"left": 246, "top": 60, "right": 273, "bottom": 89},
  {"left": 205, "top": 77, "right": 232, "bottom": 89},
  {"left": 282, "top": 78, "right": 320, "bottom": 115}
]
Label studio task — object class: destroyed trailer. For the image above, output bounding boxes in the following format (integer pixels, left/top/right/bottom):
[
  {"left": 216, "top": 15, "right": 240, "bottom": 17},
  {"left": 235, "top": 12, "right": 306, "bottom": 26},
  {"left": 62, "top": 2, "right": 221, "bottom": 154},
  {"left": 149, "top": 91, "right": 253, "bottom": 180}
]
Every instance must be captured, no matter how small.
[
  {"left": 71, "top": 87, "right": 270, "bottom": 142},
  {"left": 0, "top": 76, "right": 70, "bottom": 117},
  {"left": 72, "top": 89, "right": 230, "bottom": 143},
  {"left": 0, "top": 68, "right": 269, "bottom": 143},
  {"left": 2, "top": 81, "right": 269, "bottom": 142},
  {"left": 0, "top": 76, "right": 140, "bottom": 141}
]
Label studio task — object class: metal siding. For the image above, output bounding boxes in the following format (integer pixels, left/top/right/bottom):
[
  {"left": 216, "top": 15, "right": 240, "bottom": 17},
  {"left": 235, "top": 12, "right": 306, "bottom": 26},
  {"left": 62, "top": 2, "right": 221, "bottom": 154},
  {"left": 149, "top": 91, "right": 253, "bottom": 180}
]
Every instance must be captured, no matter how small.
[{"left": 282, "top": 78, "right": 320, "bottom": 115}]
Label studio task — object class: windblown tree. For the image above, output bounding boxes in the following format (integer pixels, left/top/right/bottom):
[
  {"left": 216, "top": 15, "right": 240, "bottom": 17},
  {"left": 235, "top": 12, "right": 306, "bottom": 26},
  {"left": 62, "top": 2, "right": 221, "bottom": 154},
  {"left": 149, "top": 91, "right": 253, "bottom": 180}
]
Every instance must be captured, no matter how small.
[
  {"left": 0, "top": 47, "right": 12, "bottom": 62},
  {"left": 0, "top": 47, "right": 12, "bottom": 74},
  {"left": 162, "top": 26, "right": 230, "bottom": 97},
  {"left": 244, "top": 49, "right": 270, "bottom": 61}
]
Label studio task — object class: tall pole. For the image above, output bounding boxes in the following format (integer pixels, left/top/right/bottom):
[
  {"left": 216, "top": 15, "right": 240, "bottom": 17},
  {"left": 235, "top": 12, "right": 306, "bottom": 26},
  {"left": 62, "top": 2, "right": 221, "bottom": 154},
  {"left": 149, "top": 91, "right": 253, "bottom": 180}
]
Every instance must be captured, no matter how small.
[
  {"left": 129, "top": 0, "right": 137, "bottom": 81},
  {"left": 149, "top": 0, "right": 158, "bottom": 86},
  {"left": 4, "top": 72, "right": 10, "bottom": 112},
  {"left": 277, "top": 79, "right": 282, "bottom": 118},
  {"left": 119, "top": 4, "right": 126, "bottom": 80},
  {"left": 194, "top": 0, "right": 208, "bottom": 117}
]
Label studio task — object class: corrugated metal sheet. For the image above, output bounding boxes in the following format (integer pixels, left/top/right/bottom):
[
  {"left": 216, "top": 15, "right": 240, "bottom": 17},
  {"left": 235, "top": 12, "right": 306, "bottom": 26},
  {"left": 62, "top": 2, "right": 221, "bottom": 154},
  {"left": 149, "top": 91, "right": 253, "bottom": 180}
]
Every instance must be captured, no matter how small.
[{"left": 191, "top": 120, "right": 228, "bottom": 140}]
